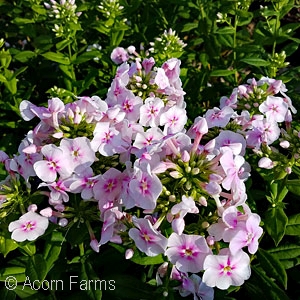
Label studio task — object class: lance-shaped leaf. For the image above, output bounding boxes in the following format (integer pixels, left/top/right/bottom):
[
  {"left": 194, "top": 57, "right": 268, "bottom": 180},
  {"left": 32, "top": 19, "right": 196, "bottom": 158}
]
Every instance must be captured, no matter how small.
[
  {"left": 264, "top": 205, "right": 288, "bottom": 246},
  {"left": 269, "top": 243, "right": 300, "bottom": 269},
  {"left": 80, "top": 262, "right": 102, "bottom": 300},
  {"left": 251, "top": 265, "right": 290, "bottom": 300},
  {"left": 25, "top": 254, "right": 48, "bottom": 288},
  {"left": 257, "top": 248, "right": 287, "bottom": 289},
  {"left": 285, "top": 214, "right": 300, "bottom": 236}
]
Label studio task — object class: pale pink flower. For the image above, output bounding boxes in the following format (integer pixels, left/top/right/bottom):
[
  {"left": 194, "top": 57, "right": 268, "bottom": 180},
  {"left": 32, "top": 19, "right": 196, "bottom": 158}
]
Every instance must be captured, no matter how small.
[
  {"left": 220, "top": 91, "right": 238, "bottom": 109},
  {"left": 202, "top": 249, "right": 251, "bottom": 290},
  {"left": 165, "top": 233, "right": 211, "bottom": 273},
  {"left": 67, "top": 167, "right": 100, "bottom": 200},
  {"left": 205, "top": 106, "right": 234, "bottom": 128},
  {"left": 20, "top": 98, "right": 65, "bottom": 128},
  {"left": 161, "top": 58, "right": 181, "bottom": 85},
  {"left": 106, "top": 78, "right": 127, "bottom": 107},
  {"left": 246, "top": 118, "right": 280, "bottom": 148},
  {"left": 220, "top": 148, "right": 250, "bottom": 193},
  {"left": 110, "top": 47, "right": 129, "bottom": 64},
  {"left": 93, "top": 168, "right": 122, "bottom": 206},
  {"left": 229, "top": 214, "right": 263, "bottom": 255},
  {"left": 39, "top": 179, "right": 69, "bottom": 205},
  {"left": 259, "top": 96, "right": 288, "bottom": 122},
  {"left": 91, "top": 122, "right": 129, "bottom": 156},
  {"left": 170, "top": 195, "right": 199, "bottom": 235},
  {"left": 9, "top": 211, "right": 49, "bottom": 242},
  {"left": 59, "top": 137, "right": 96, "bottom": 173},
  {"left": 129, "top": 217, "right": 168, "bottom": 256},
  {"left": 160, "top": 105, "right": 187, "bottom": 134},
  {"left": 119, "top": 91, "right": 143, "bottom": 121},
  {"left": 128, "top": 161, "right": 162, "bottom": 210},
  {"left": 154, "top": 67, "right": 170, "bottom": 89},
  {"left": 215, "top": 131, "right": 246, "bottom": 156},
  {"left": 11, "top": 140, "right": 43, "bottom": 182},
  {"left": 34, "top": 144, "right": 72, "bottom": 182},
  {"left": 133, "top": 127, "right": 164, "bottom": 149},
  {"left": 139, "top": 97, "right": 164, "bottom": 127},
  {"left": 99, "top": 207, "right": 125, "bottom": 245}
]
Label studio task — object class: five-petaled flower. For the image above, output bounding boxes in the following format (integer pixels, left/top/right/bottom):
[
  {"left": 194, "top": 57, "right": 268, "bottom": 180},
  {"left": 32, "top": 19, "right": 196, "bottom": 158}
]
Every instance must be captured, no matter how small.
[{"left": 8, "top": 211, "right": 49, "bottom": 242}]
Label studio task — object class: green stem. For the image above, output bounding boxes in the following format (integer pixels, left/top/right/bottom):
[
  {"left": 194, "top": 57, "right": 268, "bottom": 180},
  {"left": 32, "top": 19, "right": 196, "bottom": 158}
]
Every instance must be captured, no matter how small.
[
  {"left": 233, "top": 3, "right": 239, "bottom": 84},
  {"left": 67, "top": 43, "right": 77, "bottom": 94}
]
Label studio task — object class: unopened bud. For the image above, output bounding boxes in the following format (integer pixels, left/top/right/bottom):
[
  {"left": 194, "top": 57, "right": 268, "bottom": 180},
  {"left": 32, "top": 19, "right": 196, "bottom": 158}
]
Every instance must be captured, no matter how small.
[{"left": 125, "top": 248, "right": 134, "bottom": 259}]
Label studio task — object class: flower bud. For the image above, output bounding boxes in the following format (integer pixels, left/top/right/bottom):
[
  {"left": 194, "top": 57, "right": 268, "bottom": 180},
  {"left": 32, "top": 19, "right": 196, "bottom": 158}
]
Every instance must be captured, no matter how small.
[{"left": 125, "top": 248, "right": 134, "bottom": 259}]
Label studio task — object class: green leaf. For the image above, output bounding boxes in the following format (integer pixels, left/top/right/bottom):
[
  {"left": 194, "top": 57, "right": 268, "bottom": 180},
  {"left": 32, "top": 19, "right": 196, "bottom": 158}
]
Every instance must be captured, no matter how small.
[
  {"left": 269, "top": 243, "right": 300, "bottom": 269},
  {"left": 0, "top": 287, "right": 16, "bottom": 300},
  {"left": 240, "top": 57, "right": 270, "bottom": 66},
  {"left": 0, "top": 236, "right": 18, "bottom": 257},
  {"left": 14, "top": 51, "right": 36, "bottom": 63},
  {"left": 72, "top": 50, "right": 102, "bottom": 64},
  {"left": 80, "top": 262, "right": 102, "bottom": 300},
  {"left": 14, "top": 285, "right": 38, "bottom": 298},
  {"left": 56, "top": 39, "right": 72, "bottom": 51},
  {"left": 12, "top": 17, "right": 35, "bottom": 25},
  {"left": 41, "top": 52, "right": 70, "bottom": 65},
  {"left": 104, "top": 274, "right": 155, "bottom": 300},
  {"left": 0, "top": 74, "right": 7, "bottom": 83},
  {"left": 257, "top": 248, "right": 287, "bottom": 289},
  {"left": 264, "top": 206, "right": 288, "bottom": 246},
  {"left": 216, "top": 27, "right": 235, "bottom": 35},
  {"left": 210, "top": 69, "right": 236, "bottom": 76},
  {"left": 111, "top": 30, "right": 126, "bottom": 47},
  {"left": 251, "top": 265, "right": 290, "bottom": 300},
  {"left": 0, "top": 266, "right": 26, "bottom": 282},
  {"left": 43, "top": 232, "right": 62, "bottom": 272},
  {"left": 285, "top": 213, "right": 300, "bottom": 236},
  {"left": 25, "top": 254, "right": 48, "bottom": 287},
  {"left": 130, "top": 252, "right": 165, "bottom": 266},
  {"left": 288, "top": 36, "right": 300, "bottom": 44},
  {"left": 286, "top": 179, "right": 300, "bottom": 195},
  {"left": 18, "top": 243, "right": 36, "bottom": 256},
  {"left": 181, "top": 22, "right": 198, "bottom": 32}
]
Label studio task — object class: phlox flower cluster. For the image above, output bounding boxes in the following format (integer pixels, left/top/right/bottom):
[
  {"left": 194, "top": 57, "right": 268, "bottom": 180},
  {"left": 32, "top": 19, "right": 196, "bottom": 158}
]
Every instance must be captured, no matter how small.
[{"left": 1, "top": 48, "right": 297, "bottom": 297}]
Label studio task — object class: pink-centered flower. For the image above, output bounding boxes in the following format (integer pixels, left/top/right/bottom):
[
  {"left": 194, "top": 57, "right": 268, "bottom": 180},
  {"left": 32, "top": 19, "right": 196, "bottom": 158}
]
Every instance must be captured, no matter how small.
[
  {"left": 203, "top": 249, "right": 251, "bottom": 290},
  {"left": 129, "top": 217, "right": 168, "bottom": 256},
  {"left": 160, "top": 105, "right": 187, "bottom": 134},
  {"left": 93, "top": 168, "right": 122, "bottom": 208},
  {"left": 220, "top": 148, "right": 250, "bottom": 194},
  {"left": 139, "top": 97, "right": 164, "bottom": 127},
  {"left": 9, "top": 211, "right": 49, "bottom": 242},
  {"left": 128, "top": 161, "right": 162, "bottom": 210},
  {"left": 259, "top": 96, "right": 288, "bottom": 122},
  {"left": 246, "top": 118, "right": 280, "bottom": 148},
  {"left": 67, "top": 167, "right": 100, "bottom": 200},
  {"left": 34, "top": 144, "right": 72, "bottom": 182},
  {"left": 165, "top": 233, "right": 211, "bottom": 273},
  {"left": 205, "top": 106, "right": 234, "bottom": 128},
  {"left": 59, "top": 137, "right": 96, "bottom": 173},
  {"left": 91, "top": 122, "right": 128, "bottom": 156},
  {"left": 229, "top": 214, "right": 263, "bottom": 255}
]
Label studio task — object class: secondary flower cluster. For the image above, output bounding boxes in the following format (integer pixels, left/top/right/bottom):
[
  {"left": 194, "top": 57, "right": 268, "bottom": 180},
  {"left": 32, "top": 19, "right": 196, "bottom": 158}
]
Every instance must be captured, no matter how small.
[{"left": 0, "top": 52, "right": 296, "bottom": 298}]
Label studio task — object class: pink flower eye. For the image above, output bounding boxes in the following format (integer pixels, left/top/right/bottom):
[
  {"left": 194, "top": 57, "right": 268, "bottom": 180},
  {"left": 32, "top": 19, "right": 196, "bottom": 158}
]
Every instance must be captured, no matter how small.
[{"left": 22, "top": 221, "right": 36, "bottom": 232}]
